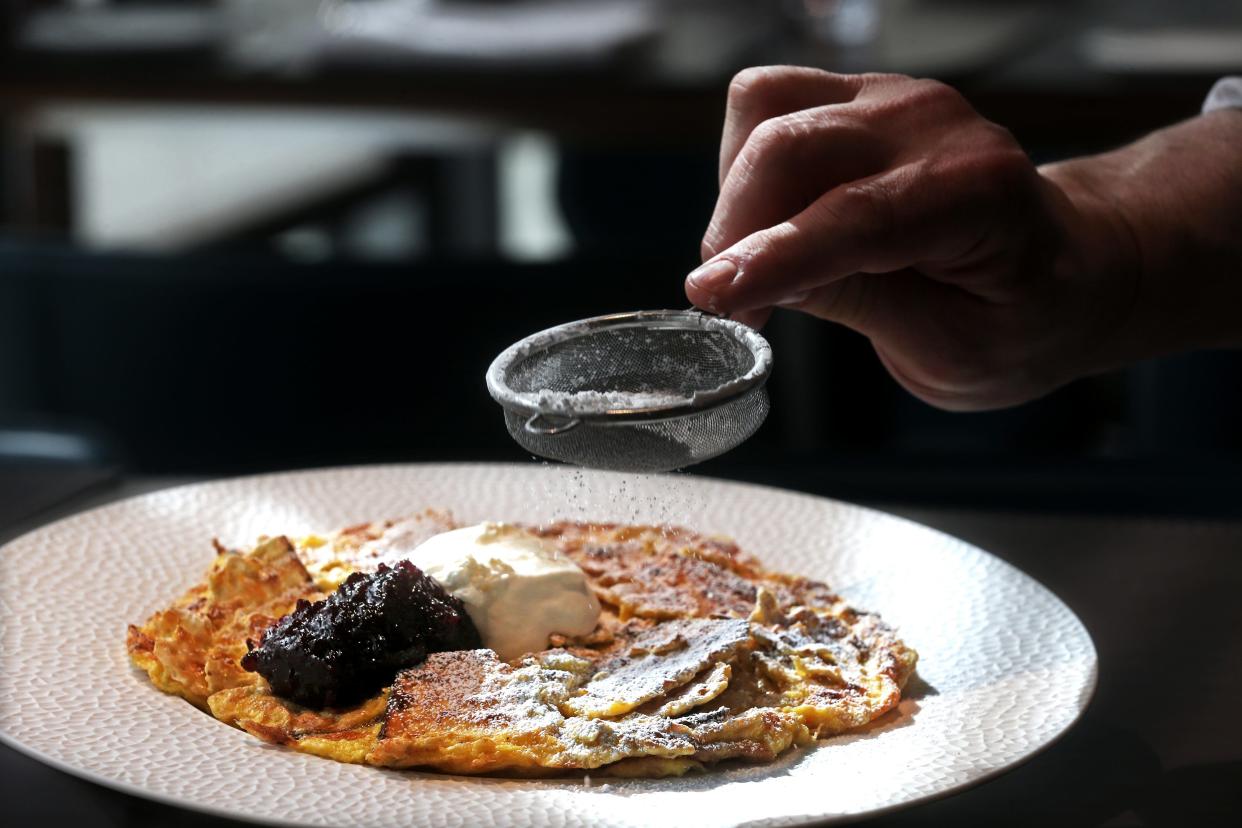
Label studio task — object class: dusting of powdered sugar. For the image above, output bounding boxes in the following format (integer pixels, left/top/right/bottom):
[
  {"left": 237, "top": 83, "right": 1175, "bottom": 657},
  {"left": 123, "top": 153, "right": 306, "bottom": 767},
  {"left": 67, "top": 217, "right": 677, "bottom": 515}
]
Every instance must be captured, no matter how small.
[
  {"left": 461, "top": 652, "right": 589, "bottom": 735},
  {"left": 457, "top": 650, "right": 698, "bottom": 767},
  {"left": 531, "top": 388, "right": 694, "bottom": 415}
]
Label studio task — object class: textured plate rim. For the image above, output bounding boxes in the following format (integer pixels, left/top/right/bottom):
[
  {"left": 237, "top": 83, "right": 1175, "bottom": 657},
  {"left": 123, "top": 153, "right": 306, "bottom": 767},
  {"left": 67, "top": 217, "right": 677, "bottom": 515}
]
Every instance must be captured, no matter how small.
[{"left": 0, "top": 462, "right": 1099, "bottom": 827}]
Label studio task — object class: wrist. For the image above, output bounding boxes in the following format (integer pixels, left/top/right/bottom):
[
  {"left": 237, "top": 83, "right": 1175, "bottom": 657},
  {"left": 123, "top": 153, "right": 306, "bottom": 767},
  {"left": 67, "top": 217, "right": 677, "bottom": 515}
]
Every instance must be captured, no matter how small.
[
  {"left": 1041, "top": 111, "right": 1242, "bottom": 365},
  {"left": 1036, "top": 157, "right": 1147, "bottom": 378}
]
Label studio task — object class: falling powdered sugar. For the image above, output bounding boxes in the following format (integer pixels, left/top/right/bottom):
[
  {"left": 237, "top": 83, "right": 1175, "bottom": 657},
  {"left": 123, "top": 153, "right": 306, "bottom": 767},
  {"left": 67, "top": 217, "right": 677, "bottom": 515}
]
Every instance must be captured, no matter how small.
[{"left": 532, "top": 465, "right": 707, "bottom": 536}]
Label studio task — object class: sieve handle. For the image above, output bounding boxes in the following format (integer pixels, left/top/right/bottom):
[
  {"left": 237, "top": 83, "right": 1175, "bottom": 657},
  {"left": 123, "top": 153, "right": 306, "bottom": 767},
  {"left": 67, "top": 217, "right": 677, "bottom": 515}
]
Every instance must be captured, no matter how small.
[{"left": 525, "top": 413, "right": 581, "bottom": 435}]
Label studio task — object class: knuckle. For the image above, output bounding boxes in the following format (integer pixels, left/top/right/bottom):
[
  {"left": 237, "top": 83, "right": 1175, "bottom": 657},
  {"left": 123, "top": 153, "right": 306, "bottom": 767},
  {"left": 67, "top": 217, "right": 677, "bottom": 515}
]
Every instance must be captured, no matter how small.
[
  {"left": 750, "top": 117, "right": 790, "bottom": 152},
  {"left": 727, "top": 66, "right": 790, "bottom": 110},
  {"left": 823, "top": 113, "right": 881, "bottom": 155},
  {"left": 883, "top": 78, "right": 969, "bottom": 119},
  {"left": 739, "top": 114, "right": 806, "bottom": 171},
  {"left": 970, "top": 144, "right": 1035, "bottom": 195},
  {"left": 907, "top": 78, "right": 966, "bottom": 110},
  {"left": 849, "top": 77, "right": 970, "bottom": 132},
  {"left": 924, "top": 122, "right": 1032, "bottom": 200},
  {"left": 840, "top": 178, "right": 898, "bottom": 241},
  {"left": 969, "top": 121, "right": 1024, "bottom": 162},
  {"left": 977, "top": 120, "right": 1018, "bottom": 148},
  {"left": 858, "top": 71, "right": 910, "bottom": 91},
  {"left": 728, "top": 65, "right": 846, "bottom": 114}
]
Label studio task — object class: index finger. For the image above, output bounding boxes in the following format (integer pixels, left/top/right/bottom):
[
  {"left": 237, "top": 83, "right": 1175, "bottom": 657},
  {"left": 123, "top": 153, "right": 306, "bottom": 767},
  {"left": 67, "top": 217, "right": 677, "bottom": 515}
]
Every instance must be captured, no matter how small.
[{"left": 688, "top": 165, "right": 935, "bottom": 313}]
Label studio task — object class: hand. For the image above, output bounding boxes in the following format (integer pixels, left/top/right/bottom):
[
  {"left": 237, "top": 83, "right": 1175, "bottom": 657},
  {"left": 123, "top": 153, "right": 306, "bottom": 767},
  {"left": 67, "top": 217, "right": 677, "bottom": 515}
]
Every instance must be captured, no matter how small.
[{"left": 684, "top": 67, "right": 1141, "bottom": 411}]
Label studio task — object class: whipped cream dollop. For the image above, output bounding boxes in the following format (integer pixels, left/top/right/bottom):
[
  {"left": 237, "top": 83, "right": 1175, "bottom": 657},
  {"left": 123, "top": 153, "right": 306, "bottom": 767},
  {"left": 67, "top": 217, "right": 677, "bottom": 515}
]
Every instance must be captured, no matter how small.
[{"left": 409, "top": 522, "right": 601, "bottom": 661}]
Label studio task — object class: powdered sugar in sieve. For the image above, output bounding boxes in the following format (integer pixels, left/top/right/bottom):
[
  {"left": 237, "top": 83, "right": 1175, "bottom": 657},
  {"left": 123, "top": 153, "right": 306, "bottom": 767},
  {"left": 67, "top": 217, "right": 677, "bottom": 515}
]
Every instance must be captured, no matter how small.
[{"left": 485, "top": 310, "right": 772, "bottom": 472}]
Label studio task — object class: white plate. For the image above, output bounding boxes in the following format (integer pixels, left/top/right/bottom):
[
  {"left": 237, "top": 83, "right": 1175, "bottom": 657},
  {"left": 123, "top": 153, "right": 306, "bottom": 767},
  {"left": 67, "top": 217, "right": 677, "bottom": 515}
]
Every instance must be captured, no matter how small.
[{"left": 0, "top": 463, "right": 1096, "bottom": 827}]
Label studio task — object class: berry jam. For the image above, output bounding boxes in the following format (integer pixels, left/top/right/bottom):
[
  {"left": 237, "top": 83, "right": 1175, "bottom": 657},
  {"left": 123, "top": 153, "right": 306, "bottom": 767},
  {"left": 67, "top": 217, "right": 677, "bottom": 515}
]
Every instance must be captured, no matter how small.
[{"left": 241, "top": 560, "right": 481, "bottom": 709}]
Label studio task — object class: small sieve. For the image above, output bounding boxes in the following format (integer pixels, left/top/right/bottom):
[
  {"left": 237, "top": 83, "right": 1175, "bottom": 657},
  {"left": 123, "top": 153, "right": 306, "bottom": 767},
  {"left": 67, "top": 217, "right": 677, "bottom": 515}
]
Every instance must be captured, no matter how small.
[{"left": 485, "top": 310, "right": 772, "bottom": 473}]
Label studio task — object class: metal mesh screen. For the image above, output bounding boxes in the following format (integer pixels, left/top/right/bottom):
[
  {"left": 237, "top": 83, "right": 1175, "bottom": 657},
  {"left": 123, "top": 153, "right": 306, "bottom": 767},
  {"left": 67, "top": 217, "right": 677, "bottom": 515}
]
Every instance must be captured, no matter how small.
[
  {"left": 490, "top": 313, "right": 771, "bottom": 473},
  {"left": 502, "top": 386, "right": 769, "bottom": 472}
]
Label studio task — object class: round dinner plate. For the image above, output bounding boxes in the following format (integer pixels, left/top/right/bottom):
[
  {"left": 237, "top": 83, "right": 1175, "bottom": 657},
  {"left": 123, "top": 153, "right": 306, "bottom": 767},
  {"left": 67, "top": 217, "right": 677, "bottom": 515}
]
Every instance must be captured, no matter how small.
[{"left": 0, "top": 463, "right": 1096, "bottom": 827}]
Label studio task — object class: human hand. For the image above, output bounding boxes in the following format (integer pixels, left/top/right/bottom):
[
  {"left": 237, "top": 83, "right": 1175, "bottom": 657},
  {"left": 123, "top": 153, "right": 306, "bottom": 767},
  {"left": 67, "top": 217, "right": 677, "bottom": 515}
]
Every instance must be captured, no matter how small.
[{"left": 684, "top": 67, "right": 1140, "bottom": 411}]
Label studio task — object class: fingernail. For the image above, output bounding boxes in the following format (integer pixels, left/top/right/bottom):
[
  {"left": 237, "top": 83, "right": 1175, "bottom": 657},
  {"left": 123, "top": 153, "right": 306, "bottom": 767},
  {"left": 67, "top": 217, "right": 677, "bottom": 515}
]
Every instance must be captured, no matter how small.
[
  {"left": 776, "top": 290, "right": 812, "bottom": 307},
  {"left": 687, "top": 258, "right": 738, "bottom": 291}
]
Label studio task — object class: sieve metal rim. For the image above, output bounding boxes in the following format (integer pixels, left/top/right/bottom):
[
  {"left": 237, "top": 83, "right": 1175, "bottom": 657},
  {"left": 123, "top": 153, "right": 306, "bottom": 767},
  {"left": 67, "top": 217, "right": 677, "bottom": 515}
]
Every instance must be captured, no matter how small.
[{"left": 484, "top": 309, "right": 772, "bottom": 428}]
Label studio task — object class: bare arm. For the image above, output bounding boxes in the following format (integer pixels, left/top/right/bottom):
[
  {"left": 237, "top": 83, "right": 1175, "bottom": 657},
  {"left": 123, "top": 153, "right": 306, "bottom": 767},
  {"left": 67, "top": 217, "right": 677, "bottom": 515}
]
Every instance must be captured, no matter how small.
[{"left": 685, "top": 67, "right": 1242, "bottom": 411}]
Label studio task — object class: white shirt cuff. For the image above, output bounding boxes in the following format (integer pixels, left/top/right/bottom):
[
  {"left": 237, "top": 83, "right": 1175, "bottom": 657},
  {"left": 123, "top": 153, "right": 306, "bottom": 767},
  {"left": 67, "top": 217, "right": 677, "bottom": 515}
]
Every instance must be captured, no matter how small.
[{"left": 1203, "top": 76, "right": 1242, "bottom": 113}]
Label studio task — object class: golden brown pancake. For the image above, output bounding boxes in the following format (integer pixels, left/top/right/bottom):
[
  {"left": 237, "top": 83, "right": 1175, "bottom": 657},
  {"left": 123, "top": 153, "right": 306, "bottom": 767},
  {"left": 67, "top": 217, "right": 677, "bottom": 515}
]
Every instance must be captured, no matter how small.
[
  {"left": 369, "top": 649, "right": 699, "bottom": 774},
  {"left": 561, "top": 618, "right": 751, "bottom": 718},
  {"left": 126, "top": 536, "right": 323, "bottom": 709},
  {"left": 533, "top": 522, "right": 843, "bottom": 619},
  {"left": 128, "top": 513, "right": 917, "bottom": 777},
  {"left": 297, "top": 508, "right": 458, "bottom": 591}
]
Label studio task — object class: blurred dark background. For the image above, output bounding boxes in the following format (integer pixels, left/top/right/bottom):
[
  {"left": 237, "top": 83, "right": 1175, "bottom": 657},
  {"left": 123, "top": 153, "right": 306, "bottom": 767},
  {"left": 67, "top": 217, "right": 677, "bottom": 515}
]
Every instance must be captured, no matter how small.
[{"left": 1, "top": 0, "right": 1241, "bottom": 515}]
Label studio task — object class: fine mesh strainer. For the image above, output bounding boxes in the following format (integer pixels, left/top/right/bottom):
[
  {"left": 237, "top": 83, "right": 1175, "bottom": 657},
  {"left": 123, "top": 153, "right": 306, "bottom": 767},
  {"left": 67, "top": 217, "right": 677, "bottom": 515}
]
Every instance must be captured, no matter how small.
[{"left": 485, "top": 310, "right": 772, "bottom": 473}]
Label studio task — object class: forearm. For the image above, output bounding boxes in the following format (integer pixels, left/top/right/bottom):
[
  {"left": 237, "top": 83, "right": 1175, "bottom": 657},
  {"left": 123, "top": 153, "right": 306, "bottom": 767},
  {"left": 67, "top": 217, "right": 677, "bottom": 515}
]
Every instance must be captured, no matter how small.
[{"left": 1040, "top": 109, "right": 1242, "bottom": 368}]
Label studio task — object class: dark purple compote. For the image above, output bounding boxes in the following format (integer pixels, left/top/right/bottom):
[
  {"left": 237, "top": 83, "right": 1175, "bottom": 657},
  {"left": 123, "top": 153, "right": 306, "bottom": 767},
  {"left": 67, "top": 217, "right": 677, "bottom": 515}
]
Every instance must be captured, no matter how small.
[{"left": 241, "top": 560, "right": 481, "bottom": 708}]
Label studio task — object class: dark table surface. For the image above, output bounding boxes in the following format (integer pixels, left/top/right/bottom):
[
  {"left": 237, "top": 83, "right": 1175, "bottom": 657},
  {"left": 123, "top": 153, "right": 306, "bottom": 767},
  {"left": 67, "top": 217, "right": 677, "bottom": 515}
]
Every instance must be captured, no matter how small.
[{"left": 2, "top": 466, "right": 1240, "bottom": 826}]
